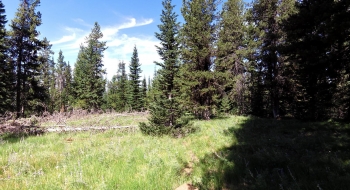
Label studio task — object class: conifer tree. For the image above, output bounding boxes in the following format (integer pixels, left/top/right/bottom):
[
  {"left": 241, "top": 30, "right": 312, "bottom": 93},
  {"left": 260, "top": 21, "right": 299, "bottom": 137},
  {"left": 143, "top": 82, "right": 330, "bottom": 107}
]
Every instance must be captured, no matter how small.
[
  {"left": 179, "top": 0, "right": 219, "bottom": 120},
  {"left": 247, "top": 0, "right": 295, "bottom": 118},
  {"left": 128, "top": 46, "right": 143, "bottom": 111},
  {"left": 0, "top": 0, "right": 13, "bottom": 114},
  {"left": 38, "top": 37, "right": 54, "bottom": 112},
  {"left": 140, "top": 0, "right": 182, "bottom": 134},
  {"left": 147, "top": 76, "right": 151, "bottom": 91},
  {"left": 141, "top": 77, "right": 147, "bottom": 109},
  {"left": 64, "top": 62, "right": 73, "bottom": 110},
  {"left": 73, "top": 22, "right": 107, "bottom": 110},
  {"left": 116, "top": 61, "right": 128, "bottom": 111},
  {"left": 106, "top": 75, "right": 118, "bottom": 110},
  {"left": 283, "top": 0, "right": 350, "bottom": 120},
  {"left": 56, "top": 50, "right": 67, "bottom": 112},
  {"left": 216, "top": 0, "right": 247, "bottom": 114},
  {"left": 8, "top": 0, "right": 47, "bottom": 117}
]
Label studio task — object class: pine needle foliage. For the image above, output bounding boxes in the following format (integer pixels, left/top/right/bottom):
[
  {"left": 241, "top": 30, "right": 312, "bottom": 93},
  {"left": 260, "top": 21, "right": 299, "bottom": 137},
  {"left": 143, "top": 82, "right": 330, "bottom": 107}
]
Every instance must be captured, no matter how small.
[
  {"left": 179, "top": 0, "right": 219, "bottom": 120},
  {"left": 0, "top": 1, "right": 13, "bottom": 114},
  {"left": 140, "top": 0, "right": 182, "bottom": 135},
  {"left": 73, "top": 22, "right": 107, "bottom": 110},
  {"left": 127, "top": 46, "right": 143, "bottom": 112}
]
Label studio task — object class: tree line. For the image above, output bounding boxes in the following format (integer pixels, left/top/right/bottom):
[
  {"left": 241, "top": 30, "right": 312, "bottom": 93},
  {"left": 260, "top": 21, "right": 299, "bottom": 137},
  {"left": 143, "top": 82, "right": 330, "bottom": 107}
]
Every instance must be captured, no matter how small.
[
  {"left": 0, "top": 0, "right": 349, "bottom": 127},
  {"left": 0, "top": 0, "right": 148, "bottom": 117}
]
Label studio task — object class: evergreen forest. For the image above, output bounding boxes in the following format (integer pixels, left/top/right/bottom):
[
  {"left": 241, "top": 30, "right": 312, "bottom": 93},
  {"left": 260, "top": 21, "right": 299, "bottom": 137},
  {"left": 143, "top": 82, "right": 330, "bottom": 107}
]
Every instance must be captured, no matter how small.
[
  {"left": 1, "top": 0, "right": 350, "bottom": 189},
  {"left": 0, "top": 0, "right": 349, "bottom": 129}
]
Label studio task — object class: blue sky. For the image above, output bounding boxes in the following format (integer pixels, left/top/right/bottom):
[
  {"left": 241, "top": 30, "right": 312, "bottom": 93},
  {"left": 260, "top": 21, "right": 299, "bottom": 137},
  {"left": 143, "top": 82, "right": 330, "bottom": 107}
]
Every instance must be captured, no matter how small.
[{"left": 2, "top": 0, "right": 185, "bottom": 80}]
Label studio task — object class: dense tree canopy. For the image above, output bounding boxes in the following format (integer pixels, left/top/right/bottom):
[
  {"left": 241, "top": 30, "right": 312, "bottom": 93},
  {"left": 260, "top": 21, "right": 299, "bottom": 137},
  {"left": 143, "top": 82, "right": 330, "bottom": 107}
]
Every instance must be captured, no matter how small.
[
  {"left": 0, "top": 0, "right": 348, "bottom": 123},
  {"left": 179, "top": 0, "right": 219, "bottom": 120}
]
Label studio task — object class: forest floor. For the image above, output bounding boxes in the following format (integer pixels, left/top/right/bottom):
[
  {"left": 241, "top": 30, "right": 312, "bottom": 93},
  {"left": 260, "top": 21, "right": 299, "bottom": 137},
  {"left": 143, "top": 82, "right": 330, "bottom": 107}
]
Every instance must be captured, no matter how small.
[{"left": 0, "top": 113, "right": 350, "bottom": 189}]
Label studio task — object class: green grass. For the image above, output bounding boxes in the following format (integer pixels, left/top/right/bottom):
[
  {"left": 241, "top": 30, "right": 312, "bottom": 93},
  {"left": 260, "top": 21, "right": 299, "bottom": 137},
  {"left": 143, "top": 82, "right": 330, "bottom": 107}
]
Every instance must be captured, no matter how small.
[
  {"left": 0, "top": 114, "right": 238, "bottom": 189},
  {"left": 1, "top": 115, "right": 350, "bottom": 189},
  {"left": 195, "top": 117, "right": 350, "bottom": 189}
]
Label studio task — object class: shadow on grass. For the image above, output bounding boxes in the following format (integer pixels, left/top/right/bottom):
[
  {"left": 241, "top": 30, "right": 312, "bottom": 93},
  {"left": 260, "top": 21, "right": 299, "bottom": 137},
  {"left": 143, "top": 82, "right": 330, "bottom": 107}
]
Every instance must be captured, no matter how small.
[
  {"left": 196, "top": 117, "right": 350, "bottom": 189},
  {"left": 0, "top": 125, "right": 45, "bottom": 143}
]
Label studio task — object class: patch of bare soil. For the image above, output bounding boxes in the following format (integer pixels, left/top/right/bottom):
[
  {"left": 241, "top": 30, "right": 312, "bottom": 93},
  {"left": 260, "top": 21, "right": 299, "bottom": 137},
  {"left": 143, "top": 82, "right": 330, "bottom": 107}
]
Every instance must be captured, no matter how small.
[{"left": 175, "top": 183, "right": 198, "bottom": 190}]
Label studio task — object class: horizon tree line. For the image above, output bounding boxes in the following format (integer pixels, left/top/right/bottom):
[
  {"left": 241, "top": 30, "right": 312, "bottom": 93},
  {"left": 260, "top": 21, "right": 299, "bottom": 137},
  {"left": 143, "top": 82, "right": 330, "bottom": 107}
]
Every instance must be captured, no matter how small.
[{"left": 0, "top": 0, "right": 349, "bottom": 129}]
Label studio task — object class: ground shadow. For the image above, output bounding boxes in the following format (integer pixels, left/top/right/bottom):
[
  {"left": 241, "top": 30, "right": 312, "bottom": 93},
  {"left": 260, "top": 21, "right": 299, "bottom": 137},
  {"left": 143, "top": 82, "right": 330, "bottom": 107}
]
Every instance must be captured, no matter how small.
[{"left": 196, "top": 117, "right": 350, "bottom": 189}]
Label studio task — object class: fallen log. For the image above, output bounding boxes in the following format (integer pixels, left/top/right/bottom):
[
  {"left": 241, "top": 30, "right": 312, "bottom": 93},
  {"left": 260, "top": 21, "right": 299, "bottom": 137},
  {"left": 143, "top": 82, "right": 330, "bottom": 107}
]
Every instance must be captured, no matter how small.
[{"left": 46, "top": 125, "right": 138, "bottom": 132}]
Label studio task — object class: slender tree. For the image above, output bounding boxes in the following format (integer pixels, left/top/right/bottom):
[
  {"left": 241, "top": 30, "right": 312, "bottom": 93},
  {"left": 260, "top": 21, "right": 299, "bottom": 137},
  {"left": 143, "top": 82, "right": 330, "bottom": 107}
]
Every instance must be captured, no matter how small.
[
  {"left": 116, "top": 61, "right": 128, "bottom": 111},
  {"left": 64, "top": 62, "right": 73, "bottom": 110},
  {"left": 179, "top": 0, "right": 219, "bottom": 120},
  {"left": 141, "top": 77, "right": 147, "bottom": 109},
  {"left": 38, "top": 37, "right": 54, "bottom": 112},
  {"left": 216, "top": 0, "right": 247, "bottom": 114},
  {"left": 0, "top": 0, "right": 13, "bottom": 114},
  {"left": 56, "top": 50, "right": 67, "bottom": 112},
  {"left": 247, "top": 0, "right": 295, "bottom": 118},
  {"left": 141, "top": 0, "right": 182, "bottom": 134},
  {"left": 128, "top": 46, "right": 143, "bottom": 111},
  {"left": 73, "top": 22, "right": 107, "bottom": 110},
  {"left": 9, "top": 0, "right": 47, "bottom": 117}
]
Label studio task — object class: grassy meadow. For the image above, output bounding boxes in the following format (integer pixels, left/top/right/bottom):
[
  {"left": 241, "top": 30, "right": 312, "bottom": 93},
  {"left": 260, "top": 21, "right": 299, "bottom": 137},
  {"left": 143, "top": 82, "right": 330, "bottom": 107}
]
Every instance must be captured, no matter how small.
[{"left": 1, "top": 114, "right": 350, "bottom": 189}]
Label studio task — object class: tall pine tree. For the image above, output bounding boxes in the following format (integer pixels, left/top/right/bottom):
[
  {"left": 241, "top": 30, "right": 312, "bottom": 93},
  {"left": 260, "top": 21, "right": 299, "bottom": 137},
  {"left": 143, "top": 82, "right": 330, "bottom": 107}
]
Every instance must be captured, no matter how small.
[
  {"left": 247, "top": 0, "right": 295, "bottom": 118},
  {"left": 216, "top": 0, "right": 247, "bottom": 114},
  {"left": 38, "top": 37, "right": 54, "bottom": 112},
  {"left": 56, "top": 50, "right": 67, "bottom": 112},
  {"left": 73, "top": 22, "right": 107, "bottom": 110},
  {"left": 0, "top": 0, "right": 13, "bottom": 114},
  {"left": 9, "top": 0, "right": 47, "bottom": 117},
  {"left": 116, "top": 61, "right": 128, "bottom": 112},
  {"left": 63, "top": 62, "right": 73, "bottom": 110},
  {"left": 180, "top": 0, "right": 219, "bottom": 120},
  {"left": 141, "top": 0, "right": 182, "bottom": 134},
  {"left": 127, "top": 46, "right": 143, "bottom": 111}
]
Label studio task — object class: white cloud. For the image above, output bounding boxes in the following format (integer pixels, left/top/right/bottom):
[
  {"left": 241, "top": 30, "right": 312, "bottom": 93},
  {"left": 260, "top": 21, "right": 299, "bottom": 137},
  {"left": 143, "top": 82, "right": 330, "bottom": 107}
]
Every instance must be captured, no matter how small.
[
  {"left": 102, "top": 18, "right": 153, "bottom": 41},
  {"left": 73, "top": 18, "right": 93, "bottom": 28},
  {"left": 51, "top": 17, "right": 160, "bottom": 80},
  {"left": 51, "top": 33, "right": 76, "bottom": 45}
]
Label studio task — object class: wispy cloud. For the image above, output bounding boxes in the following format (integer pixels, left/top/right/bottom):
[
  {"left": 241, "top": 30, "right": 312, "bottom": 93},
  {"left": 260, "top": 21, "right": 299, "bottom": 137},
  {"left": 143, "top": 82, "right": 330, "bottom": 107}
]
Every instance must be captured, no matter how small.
[
  {"left": 51, "top": 17, "right": 160, "bottom": 80},
  {"left": 73, "top": 18, "right": 93, "bottom": 28},
  {"left": 51, "top": 33, "right": 76, "bottom": 45}
]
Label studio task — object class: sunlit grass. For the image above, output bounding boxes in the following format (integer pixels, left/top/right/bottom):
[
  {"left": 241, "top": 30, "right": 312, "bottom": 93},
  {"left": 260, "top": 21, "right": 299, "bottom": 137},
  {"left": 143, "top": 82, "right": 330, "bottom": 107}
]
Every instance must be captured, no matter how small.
[
  {"left": 2, "top": 114, "right": 349, "bottom": 189},
  {"left": 0, "top": 115, "right": 241, "bottom": 189}
]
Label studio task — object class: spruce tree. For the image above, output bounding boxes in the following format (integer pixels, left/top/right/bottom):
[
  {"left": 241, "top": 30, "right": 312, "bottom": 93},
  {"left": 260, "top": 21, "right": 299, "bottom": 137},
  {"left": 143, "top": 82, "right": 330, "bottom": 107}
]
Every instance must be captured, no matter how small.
[
  {"left": 56, "top": 50, "right": 67, "bottom": 112},
  {"left": 216, "top": 0, "right": 247, "bottom": 114},
  {"left": 73, "top": 22, "right": 107, "bottom": 110},
  {"left": 247, "top": 0, "right": 295, "bottom": 118},
  {"left": 179, "top": 0, "right": 219, "bottom": 120},
  {"left": 106, "top": 75, "right": 118, "bottom": 110},
  {"left": 0, "top": 0, "right": 13, "bottom": 114},
  {"left": 64, "top": 62, "right": 73, "bottom": 110},
  {"left": 140, "top": 0, "right": 182, "bottom": 135},
  {"left": 141, "top": 77, "right": 147, "bottom": 109},
  {"left": 8, "top": 0, "right": 47, "bottom": 117},
  {"left": 116, "top": 61, "right": 128, "bottom": 112},
  {"left": 38, "top": 37, "right": 55, "bottom": 112},
  {"left": 128, "top": 46, "right": 142, "bottom": 111},
  {"left": 283, "top": 0, "right": 350, "bottom": 120}
]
